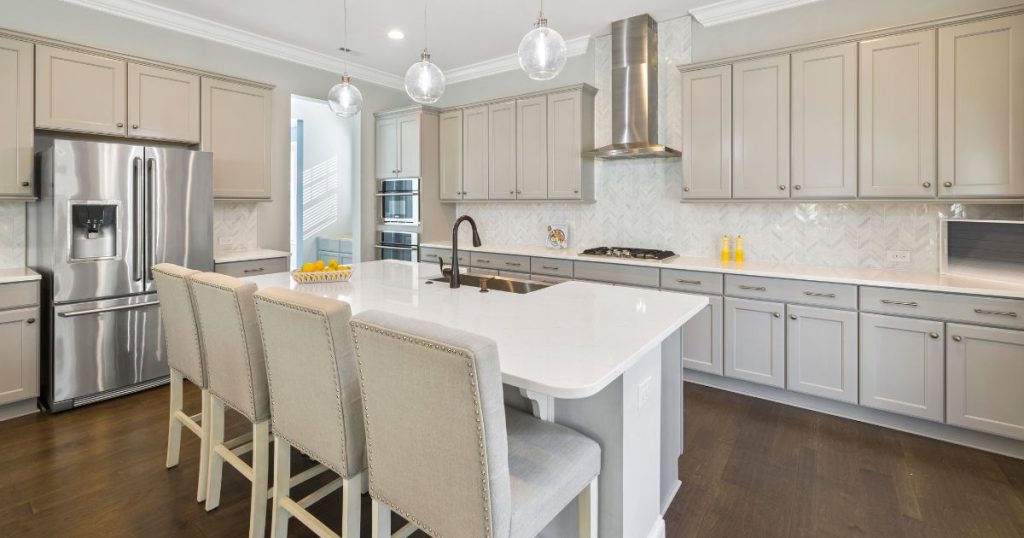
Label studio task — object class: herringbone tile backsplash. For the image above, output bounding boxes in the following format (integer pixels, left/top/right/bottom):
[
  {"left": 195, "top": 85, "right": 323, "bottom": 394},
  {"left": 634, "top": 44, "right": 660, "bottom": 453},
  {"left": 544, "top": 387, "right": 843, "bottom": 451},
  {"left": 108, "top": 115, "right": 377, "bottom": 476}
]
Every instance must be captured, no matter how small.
[{"left": 0, "top": 202, "right": 25, "bottom": 268}]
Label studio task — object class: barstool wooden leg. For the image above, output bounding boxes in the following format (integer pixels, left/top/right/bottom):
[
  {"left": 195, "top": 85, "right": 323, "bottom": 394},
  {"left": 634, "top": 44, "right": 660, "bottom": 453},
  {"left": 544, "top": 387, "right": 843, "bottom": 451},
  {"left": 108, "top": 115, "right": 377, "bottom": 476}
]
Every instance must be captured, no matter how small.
[
  {"left": 205, "top": 396, "right": 226, "bottom": 511},
  {"left": 249, "top": 420, "right": 270, "bottom": 538},
  {"left": 165, "top": 370, "right": 184, "bottom": 468},
  {"left": 371, "top": 499, "right": 391, "bottom": 538},
  {"left": 341, "top": 470, "right": 364, "bottom": 537},
  {"left": 270, "top": 436, "right": 292, "bottom": 538},
  {"left": 197, "top": 389, "right": 211, "bottom": 503},
  {"left": 577, "top": 477, "right": 598, "bottom": 538}
]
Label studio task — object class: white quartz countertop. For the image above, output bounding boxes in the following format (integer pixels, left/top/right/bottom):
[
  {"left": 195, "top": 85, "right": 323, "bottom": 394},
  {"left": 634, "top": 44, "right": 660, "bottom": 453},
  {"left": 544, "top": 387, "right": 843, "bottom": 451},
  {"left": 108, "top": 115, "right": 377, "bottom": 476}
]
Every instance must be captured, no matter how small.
[
  {"left": 421, "top": 242, "right": 1024, "bottom": 300},
  {"left": 214, "top": 249, "right": 290, "bottom": 264},
  {"left": 0, "top": 267, "right": 41, "bottom": 284},
  {"left": 246, "top": 260, "right": 707, "bottom": 399}
]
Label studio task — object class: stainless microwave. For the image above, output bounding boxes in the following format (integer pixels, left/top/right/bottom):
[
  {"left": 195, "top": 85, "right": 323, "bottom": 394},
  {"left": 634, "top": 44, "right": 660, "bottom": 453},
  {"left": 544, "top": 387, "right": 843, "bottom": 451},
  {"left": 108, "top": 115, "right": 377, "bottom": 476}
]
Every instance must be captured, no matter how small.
[{"left": 378, "top": 178, "right": 420, "bottom": 224}]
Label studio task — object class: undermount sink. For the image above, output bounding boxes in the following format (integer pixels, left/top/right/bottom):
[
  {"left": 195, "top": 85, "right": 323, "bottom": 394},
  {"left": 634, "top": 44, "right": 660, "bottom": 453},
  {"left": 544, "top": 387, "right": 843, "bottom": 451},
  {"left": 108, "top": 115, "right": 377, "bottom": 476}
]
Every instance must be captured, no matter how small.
[{"left": 428, "top": 273, "right": 554, "bottom": 294}]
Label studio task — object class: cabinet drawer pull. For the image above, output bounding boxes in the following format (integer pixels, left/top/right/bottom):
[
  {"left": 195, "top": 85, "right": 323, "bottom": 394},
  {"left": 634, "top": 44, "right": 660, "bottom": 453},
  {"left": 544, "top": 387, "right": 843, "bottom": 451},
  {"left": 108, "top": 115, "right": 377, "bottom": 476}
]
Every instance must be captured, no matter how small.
[
  {"left": 243, "top": 267, "right": 265, "bottom": 273},
  {"left": 952, "top": 335, "right": 963, "bottom": 342},
  {"left": 541, "top": 265, "right": 560, "bottom": 271},
  {"left": 881, "top": 299, "right": 918, "bottom": 307},
  {"left": 803, "top": 291, "right": 836, "bottom": 298},
  {"left": 738, "top": 285, "right": 766, "bottom": 291},
  {"left": 475, "top": 259, "right": 491, "bottom": 264},
  {"left": 675, "top": 279, "right": 702, "bottom": 285},
  {"left": 974, "top": 308, "right": 1018, "bottom": 318},
  {"left": 929, "top": 332, "right": 940, "bottom": 339},
  {"left": 504, "top": 261, "right": 522, "bottom": 267}
]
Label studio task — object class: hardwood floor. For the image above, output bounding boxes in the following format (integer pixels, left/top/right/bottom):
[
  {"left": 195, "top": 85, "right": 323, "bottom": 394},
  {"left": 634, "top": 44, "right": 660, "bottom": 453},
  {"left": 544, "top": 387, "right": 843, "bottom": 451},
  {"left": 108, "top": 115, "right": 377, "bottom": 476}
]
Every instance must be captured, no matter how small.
[{"left": 1, "top": 382, "right": 1022, "bottom": 537}]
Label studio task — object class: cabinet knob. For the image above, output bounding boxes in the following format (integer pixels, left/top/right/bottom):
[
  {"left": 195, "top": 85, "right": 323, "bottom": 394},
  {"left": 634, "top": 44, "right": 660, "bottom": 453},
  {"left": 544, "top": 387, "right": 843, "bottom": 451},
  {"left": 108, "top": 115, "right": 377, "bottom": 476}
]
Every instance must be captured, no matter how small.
[
  {"left": 952, "top": 335, "right": 962, "bottom": 342},
  {"left": 26, "top": 318, "right": 36, "bottom": 324},
  {"left": 793, "top": 185, "right": 802, "bottom": 190},
  {"left": 922, "top": 181, "right": 931, "bottom": 188},
  {"left": 509, "top": 190, "right": 514, "bottom": 195},
  {"left": 789, "top": 314, "right": 797, "bottom": 320},
  {"left": 778, "top": 185, "right": 787, "bottom": 190},
  {"left": 132, "top": 124, "right": 139, "bottom": 129},
  {"left": 929, "top": 332, "right": 940, "bottom": 339},
  {"left": 516, "top": 190, "right": 522, "bottom": 195},
  {"left": 683, "top": 186, "right": 690, "bottom": 192},
  {"left": 943, "top": 181, "right": 953, "bottom": 188},
  {"left": 573, "top": 189, "right": 579, "bottom": 194},
  {"left": 773, "top": 312, "right": 781, "bottom": 318},
  {"left": 116, "top": 122, "right": 124, "bottom": 128},
  {"left": 21, "top": 181, "right": 30, "bottom": 187}
]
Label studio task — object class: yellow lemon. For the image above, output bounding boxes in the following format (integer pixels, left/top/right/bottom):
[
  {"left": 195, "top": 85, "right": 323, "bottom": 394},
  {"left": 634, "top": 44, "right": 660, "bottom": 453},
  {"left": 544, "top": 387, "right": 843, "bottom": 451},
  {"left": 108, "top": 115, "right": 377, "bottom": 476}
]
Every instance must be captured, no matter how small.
[
  {"left": 315, "top": 260, "right": 325, "bottom": 271},
  {"left": 328, "top": 259, "right": 339, "bottom": 268},
  {"left": 338, "top": 265, "right": 351, "bottom": 270},
  {"left": 300, "top": 262, "right": 316, "bottom": 273}
]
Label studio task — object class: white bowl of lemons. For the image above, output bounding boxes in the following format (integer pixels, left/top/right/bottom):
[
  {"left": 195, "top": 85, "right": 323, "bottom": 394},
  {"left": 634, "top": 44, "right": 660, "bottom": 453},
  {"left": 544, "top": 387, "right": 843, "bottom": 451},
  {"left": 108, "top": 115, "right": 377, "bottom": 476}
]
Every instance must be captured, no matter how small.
[{"left": 291, "top": 259, "right": 352, "bottom": 284}]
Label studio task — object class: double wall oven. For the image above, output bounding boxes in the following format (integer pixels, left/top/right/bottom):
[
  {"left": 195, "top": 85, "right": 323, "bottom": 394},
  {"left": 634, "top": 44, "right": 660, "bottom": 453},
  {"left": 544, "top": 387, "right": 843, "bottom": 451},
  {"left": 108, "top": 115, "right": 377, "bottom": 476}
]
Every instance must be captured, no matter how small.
[{"left": 376, "top": 178, "right": 420, "bottom": 262}]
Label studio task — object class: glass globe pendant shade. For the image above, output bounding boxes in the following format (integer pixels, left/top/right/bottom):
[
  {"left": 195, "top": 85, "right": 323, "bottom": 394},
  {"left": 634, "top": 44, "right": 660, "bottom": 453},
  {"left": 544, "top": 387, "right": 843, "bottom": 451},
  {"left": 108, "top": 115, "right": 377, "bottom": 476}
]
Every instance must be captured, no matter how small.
[
  {"left": 404, "top": 49, "right": 446, "bottom": 104},
  {"left": 327, "top": 73, "right": 363, "bottom": 118},
  {"left": 518, "top": 17, "right": 567, "bottom": 81}
]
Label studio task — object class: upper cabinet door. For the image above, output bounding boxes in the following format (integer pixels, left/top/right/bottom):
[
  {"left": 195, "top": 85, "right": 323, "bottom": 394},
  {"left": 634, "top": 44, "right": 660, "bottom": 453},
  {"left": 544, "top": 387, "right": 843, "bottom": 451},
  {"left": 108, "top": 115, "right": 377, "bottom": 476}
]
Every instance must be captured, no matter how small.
[
  {"left": 488, "top": 101, "right": 517, "bottom": 200},
  {"left": 791, "top": 44, "right": 858, "bottom": 199},
  {"left": 859, "top": 30, "right": 937, "bottom": 198},
  {"left": 375, "top": 117, "right": 397, "bottom": 179},
  {"left": 127, "top": 63, "right": 200, "bottom": 143},
  {"left": 732, "top": 55, "right": 791, "bottom": 199},
  {"left": 547, "top": 90, "right": 583, "bottom": 199},
  {"left": 516, "top": 95, "right": 548, "bottom": 200},
  {"left": 938, "top": 14, "right": 1024, "bottom": 198},
  {"left": 0, "top": 37, "right": 33, "bottom": 199},
  {"left": 682, "top": 65, "right": 732, "bottom": 199},
  {"left": 36, "top": 45, "right": 127, "bottom": 136},
  {"left": 397, "top": 113, "right": 420, "bottom": 178},
  {"left": 201, "top": 78, "right": 272, "bottom": 199},
  {"left": 439, "top": 110, "right": 463, "bottom": 200},
  {"left": 462, "top": 105, "right": 489, "bottom": 200}
]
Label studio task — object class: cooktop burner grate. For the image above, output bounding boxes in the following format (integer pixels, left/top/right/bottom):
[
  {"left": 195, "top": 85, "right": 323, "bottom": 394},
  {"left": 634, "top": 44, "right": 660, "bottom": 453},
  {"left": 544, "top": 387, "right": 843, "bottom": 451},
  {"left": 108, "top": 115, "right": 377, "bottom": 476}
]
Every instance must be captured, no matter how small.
[{"left": 580, "top": 247, "right": 677, "bottom": 261}]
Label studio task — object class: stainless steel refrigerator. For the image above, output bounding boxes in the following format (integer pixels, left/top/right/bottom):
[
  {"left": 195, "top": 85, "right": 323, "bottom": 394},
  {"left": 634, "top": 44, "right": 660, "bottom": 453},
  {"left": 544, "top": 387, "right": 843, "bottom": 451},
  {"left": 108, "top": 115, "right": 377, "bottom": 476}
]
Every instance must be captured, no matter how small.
[{"left": 29, "top": 138, "right": 213, "bottom": 412}]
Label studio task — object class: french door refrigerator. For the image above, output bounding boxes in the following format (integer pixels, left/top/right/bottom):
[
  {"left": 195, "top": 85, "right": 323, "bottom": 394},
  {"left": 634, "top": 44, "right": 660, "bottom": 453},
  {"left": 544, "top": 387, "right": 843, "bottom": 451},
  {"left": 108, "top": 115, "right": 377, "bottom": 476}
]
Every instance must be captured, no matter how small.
[{"left": 29, "top": 138, "right": 213, "bottom": 411}]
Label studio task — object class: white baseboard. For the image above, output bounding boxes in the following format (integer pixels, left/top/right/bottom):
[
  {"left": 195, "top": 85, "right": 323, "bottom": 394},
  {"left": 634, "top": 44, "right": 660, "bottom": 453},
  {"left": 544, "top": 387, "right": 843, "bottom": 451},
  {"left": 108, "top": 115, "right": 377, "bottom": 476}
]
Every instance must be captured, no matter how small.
[
  {"left": 0, "top": 398, "right": 39, "bottom": 422},
  {"left": 685, "top": 371, "right": 1024, "bottom": 460}
]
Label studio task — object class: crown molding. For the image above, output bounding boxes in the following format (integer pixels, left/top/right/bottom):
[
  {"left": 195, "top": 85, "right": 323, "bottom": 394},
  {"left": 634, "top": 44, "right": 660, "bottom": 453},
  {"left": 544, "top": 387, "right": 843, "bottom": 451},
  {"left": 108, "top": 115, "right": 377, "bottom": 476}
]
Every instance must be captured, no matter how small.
[
  {"left": 442, "top": 34, "right": 591, "bottom": 85},
  {"left": 689, "top": 0, "right": 825, "bottom": 27},
  {"left": 58, "top": 0, "right": 404, "bottom": 89}
]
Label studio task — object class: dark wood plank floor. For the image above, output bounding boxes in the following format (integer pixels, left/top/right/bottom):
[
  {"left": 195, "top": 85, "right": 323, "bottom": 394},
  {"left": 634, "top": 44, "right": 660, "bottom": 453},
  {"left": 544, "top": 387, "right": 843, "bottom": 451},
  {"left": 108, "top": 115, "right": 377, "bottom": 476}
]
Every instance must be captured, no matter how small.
[{"left": 1, "top": 382, "right": 1022, "bottom": 537}]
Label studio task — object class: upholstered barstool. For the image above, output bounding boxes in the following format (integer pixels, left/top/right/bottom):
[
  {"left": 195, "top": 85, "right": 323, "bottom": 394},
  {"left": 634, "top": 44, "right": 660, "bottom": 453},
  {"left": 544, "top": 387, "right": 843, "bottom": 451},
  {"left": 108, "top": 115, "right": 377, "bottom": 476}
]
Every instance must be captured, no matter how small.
[
  {"left": 253, "top": 288, "right": 367, "bottom": 538},
  {"left": 188, "top": 272, "right": 271, "bottom": 538},
  {"left": 349, "top": 310, "right": 602, "bottom": 538},
  {"left": 152, "top": 263, "right": 211, "bottom": 503}
]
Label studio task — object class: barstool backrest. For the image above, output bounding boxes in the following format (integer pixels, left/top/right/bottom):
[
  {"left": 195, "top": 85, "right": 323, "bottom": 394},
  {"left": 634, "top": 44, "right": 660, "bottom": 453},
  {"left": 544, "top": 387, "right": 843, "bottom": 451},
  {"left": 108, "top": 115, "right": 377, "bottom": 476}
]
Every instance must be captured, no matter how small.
[
  {"left": 152, "top": 263, "right": 205, "bottom": 387},
  {"left": 350, "top": 310, "right": 512, "bottom": 538},
  {"left": 188, "top": 272, "right": 269, "bottom": 423},
  {"left": 253, "top": 287, "right": 365, "bottom": 479}
]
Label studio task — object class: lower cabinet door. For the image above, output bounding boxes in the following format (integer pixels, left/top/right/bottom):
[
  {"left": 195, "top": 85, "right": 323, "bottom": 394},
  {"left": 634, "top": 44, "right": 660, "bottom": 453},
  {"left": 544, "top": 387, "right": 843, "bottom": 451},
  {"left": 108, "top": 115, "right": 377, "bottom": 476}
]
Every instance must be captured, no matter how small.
[
  {"left": 724, "top": 297, "right": 785, "bottom": 387},
  {"left": 682, "top": 295, "right": 724, "bottom": 376},
  {"left": 860, "top": 313, "right": 944, "bottom": 421},
  {"left": 0, "top": 307, "right": 39, "bottom": 406},
  {"left": 786, "top": 305, "right": 858, "bottom": 403},
  {"left": 946, "top": 323, "right": 1024, "bottom": 440}
]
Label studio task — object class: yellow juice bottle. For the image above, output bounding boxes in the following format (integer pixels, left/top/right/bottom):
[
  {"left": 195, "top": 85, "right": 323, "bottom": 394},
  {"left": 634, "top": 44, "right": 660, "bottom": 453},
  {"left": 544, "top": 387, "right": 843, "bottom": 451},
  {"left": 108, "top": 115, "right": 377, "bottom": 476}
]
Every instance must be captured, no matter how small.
[
  {"left": 720, "top": 235, "right": 731, "bottom": 263},
  {"left": 735, "top": 235, "right": 745, "bottom": 263}
]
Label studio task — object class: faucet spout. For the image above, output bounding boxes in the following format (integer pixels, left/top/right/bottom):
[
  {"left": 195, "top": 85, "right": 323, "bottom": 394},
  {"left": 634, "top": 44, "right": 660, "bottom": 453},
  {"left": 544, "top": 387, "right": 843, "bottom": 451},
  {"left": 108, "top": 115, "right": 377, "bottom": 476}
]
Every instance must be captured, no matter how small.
[{"left": 450, "top": 215, "right": 481, "bottom": 288}]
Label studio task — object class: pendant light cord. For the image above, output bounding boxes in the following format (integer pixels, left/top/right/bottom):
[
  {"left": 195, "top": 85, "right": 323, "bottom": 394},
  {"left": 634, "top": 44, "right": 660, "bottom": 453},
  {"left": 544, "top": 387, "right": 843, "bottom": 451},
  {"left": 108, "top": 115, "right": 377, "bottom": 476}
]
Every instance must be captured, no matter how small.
[
  {"left": 423, "top": 0, "right": 429, "bottom": 52},
  {"left": 342, "top": 0, "right": 349, "bottom": 74}
]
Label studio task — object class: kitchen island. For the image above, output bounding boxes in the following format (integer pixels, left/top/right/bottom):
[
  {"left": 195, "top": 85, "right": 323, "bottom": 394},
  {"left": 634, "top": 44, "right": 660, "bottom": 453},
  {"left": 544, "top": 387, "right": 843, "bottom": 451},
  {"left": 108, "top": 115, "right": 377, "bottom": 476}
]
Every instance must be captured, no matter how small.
[{"left": 247, "top": 260, "right": 707, "bottom": 538}]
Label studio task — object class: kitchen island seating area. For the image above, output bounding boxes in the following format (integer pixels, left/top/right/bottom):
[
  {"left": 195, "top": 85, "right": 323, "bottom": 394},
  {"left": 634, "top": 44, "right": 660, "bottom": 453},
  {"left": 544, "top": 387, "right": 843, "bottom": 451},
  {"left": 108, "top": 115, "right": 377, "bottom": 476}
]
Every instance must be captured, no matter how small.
[{"left": 153, "top": 263, "right": 604, "bottom": 537}]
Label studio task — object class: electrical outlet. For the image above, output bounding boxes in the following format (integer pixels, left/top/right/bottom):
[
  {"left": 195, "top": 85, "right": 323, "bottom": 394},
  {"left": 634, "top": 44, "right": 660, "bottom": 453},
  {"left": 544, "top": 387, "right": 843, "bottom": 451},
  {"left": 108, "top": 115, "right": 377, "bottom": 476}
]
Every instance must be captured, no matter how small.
[
  {"left": 886, "top": 250, "right": 911, "bottom": 264},
  {"left": 638, "top": 377, "right": 652, "bottom": 409},
  {"left": 218, "top": 237, "right": 234, "bottom": 246}
]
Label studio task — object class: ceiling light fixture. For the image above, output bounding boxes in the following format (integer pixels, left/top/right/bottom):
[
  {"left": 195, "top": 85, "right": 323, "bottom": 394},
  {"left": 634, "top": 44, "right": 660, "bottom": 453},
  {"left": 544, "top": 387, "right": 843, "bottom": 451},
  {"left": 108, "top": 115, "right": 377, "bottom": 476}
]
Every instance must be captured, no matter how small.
[
  {"left": 404, "top": 0, "right": 445, "bottom": 104},
  {"left": 327, "top": 0, "right": 363, "bottom": 118},
  {"left": 517, "top": 0, "right": 568, "bottom": 80},
  {"left": 387, "top": 29, "right": 405, "bottom": 40}
]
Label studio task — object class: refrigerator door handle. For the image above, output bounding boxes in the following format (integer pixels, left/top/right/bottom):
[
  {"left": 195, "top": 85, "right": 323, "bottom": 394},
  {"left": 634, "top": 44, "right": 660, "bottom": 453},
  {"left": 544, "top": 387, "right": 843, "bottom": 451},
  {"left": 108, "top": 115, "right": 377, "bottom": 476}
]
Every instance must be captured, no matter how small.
[
  {"left": 58, "top": 301, "right": 161, "bottom": 317},
  {"left": 146, "top": 157, "right": 156, "bottom": 281},
  {"left": 132, "top": 156, "right": 144, "bottom": 282}
]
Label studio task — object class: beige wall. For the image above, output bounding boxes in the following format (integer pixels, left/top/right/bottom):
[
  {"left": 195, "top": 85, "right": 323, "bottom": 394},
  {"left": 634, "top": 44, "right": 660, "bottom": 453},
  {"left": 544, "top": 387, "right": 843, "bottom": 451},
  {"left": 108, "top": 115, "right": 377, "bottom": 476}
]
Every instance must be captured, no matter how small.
[{"left": 2, "top": 0, "right": 408, "bottom": 263}]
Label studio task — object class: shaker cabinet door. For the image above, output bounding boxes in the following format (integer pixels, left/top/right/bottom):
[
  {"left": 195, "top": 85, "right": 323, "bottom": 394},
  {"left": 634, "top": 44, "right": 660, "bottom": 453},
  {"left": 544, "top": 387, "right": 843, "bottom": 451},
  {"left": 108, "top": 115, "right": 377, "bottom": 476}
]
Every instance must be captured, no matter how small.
[
  {"left": 0, "top": 36, "right": 33, "bottom": 198},
  {"left": 859, "top": 313, "right": 944, "bottom": 421},
  {"left": 946, "top": 323, "right": 1024, "bottom": 441},
  {"left": 36, "top": 45, "right": 127, "bottom": 136},
  {"left": 858, "top": 30, "right": 937, "bottom": 198},
  {"left": 128, "top": 63, "right": 200, "bottom": 143},
  {"left": 397, "top": 113, "right": 421, "bottom": 178},
  {"left": 732, "top": 54, "right": 791, "bottom": 199},
  {"left": 786, "top": 305, "right": 858, "bottom": 403},
  {"left": 201, "top": 77, "right": 272, "bottom": 199},
  {"left": 516, "top": 95, "right": 548, "bottom": 199},
  {"left": 0, "top": 307, "right": 39, "bottom": 406},
  {"left": 938, "top": 14, "right": 1024, "bottom": 198},
  {"left": 547, "top": 90, "right": 583, "bottom": 199},
  {"left": 439, "top": 110, "right": 463, "bottom": 200},
  {"left": 682, "top": 65, "right": 732, "bottom": 199},
  {"left": 724, "top": 297, "right": 785, "bottom": 388},
  {"left": 682, "top": 295, "right": 724, "bottom": 376},
  {"left": 375, "top": 117, "right": 398, "bottom": 179},
  {"left": 462, "top": 105, "right": 490, "bottom": 200},
  {"left": 488, "top": 101, "right": 517, "bottom": 200}
]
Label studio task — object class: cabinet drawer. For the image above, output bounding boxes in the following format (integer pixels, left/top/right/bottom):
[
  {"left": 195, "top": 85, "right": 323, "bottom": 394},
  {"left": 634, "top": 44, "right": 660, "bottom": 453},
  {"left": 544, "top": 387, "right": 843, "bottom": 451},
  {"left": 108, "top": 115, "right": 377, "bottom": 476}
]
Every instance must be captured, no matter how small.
[
  {"left": 420, "top": 247, "right": 468, "bottom": 266},
  {"left": 860, "top": 286, "right": 1024, "bottom": 330},
  {"left": 661, "top": 269, "right": 723, "bottom": 295},
  {"left": 725, "top": 274, "right": 857, "bottom": 309},
  {"left": 530, "top": 257, "right": 573, "bottom": 278},
  {"left": 0, "top": 281, "right": 40, "bottom": 311},
  {"left": 573, "top": 261, "right": 660, "bottom": 288},
  {"left": 215, "top": 257, "right": 289, "bottom": 278},
  {"left": 470, "top": 252, "right": 530, "bottom": 271}
]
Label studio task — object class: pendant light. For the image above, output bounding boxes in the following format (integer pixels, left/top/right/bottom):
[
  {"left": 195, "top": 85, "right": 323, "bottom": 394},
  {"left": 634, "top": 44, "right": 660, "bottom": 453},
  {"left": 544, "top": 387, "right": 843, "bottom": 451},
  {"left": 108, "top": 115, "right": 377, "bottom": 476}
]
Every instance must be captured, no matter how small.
[
  {"left": 327, "top": 0, "right": 363, "bottom": 117},
  {"left": 517, "top": 0, "right": 568, "bottom": 80},
  {"left": 404, "top": 0, "right": 445, "bottom": 104}
]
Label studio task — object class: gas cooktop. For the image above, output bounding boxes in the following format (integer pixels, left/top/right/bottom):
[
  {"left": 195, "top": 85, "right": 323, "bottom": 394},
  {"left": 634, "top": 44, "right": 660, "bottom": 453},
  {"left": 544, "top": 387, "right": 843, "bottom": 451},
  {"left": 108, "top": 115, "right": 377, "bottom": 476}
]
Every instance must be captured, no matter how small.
[{"left": 580, "top": 247, "right": 677, "bottom": 261}]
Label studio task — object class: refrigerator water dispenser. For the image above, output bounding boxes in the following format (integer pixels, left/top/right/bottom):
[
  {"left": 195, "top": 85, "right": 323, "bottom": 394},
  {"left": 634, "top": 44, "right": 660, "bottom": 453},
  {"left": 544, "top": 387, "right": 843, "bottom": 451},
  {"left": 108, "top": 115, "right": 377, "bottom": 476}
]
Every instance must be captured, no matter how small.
[{"left": 70, "top": 203, "right": 118, "bottom": 260}]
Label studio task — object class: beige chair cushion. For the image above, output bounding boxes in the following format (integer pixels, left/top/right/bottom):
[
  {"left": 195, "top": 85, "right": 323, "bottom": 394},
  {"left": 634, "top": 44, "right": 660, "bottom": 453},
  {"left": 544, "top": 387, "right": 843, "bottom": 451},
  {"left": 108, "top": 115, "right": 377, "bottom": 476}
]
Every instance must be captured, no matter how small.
[
  {"left": 253, "top": 287, "right": 365, "bottom": 479},
  {"left": 152, "top": 263, "right": 205, "bottom": 387},
  {"left": 188, "top": 272, "right": 269, "bottom": 423},
  {"left": 350, "top": 310, "right": 511, "bottom": 538}
]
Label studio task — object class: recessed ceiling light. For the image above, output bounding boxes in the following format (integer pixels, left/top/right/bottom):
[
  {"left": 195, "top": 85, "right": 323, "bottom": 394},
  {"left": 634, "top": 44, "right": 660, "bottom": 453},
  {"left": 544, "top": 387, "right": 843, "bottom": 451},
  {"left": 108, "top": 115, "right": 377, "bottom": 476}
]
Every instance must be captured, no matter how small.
[{"left": 387, "top": 29, "right": 405, "bottom": 40}]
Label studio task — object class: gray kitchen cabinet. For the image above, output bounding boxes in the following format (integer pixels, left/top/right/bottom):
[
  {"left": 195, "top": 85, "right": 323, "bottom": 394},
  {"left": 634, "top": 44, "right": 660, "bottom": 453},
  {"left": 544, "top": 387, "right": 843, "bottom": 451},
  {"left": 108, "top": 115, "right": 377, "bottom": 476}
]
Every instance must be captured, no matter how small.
[
  {"left": 938, "top": 14, "right": 1024, "bottom": 198},
  {"left": 946, "top": 323, "right": 1024, "bottom": 441},
  {"left": 419, "top": 246, "right": 469, "bottom": 267},
  {"left": 786, "top": 304, "right": 858, "bottom": 403},
  {"left": 202, "top": 77, "right": 272, "bottom": 199},
  {"left": 516, "top": 95, "right": 548, "bottom": 199},
  {"left": 488, "top": 101, "right": 517, "bottom": 199},
  {"left": 0, "top": 306, "right": 39, "bottom": 407},
  {"left": 682, "top": 296, "right": 724, "bottom": 376},
  {"left": 732, "top": 54, "right": 791, "bottom": 199},
  {"left": 530, "top": 257, "right": 573, "bottom": 278},
  {"left": 127, "top": 63, "right": 200, "bottom": 143},
  {"left": 214, "top": 256, "right": 289, "bottom": 278},
  {"left": 439, "top": 110, "right": 463, "bottom": 200},
  {"left": 375, "top": 117, "right": 398, "bottom": 179},
  {"left": 573, "top": 261, "right": 660, "bottom": 288},
  {"left": 724, "top": 297, "right": 785, "bottom": 388},
  {"left": 860, "top": 313, "right": 944, "bottom": 421},
  {"left": 791, "top": 43, "right": 858, "bottom": 199},
  {"left": 375, "top": 113, "right": 421, "bottom": 179},
  {"left": 682, "top": 65, "right": 732, "bottom": 199},
  {"left": 0, "top": 36, "right": 33, "bottom": 199},
  {"left": 858, "top": 30, "right": 937, "bottom": 199},
  {"left": 468, "top": 252, "right": 530, "bottom": 272},
  {"left": 547, "top": 89, "right": 592, "bottom": 199},
  {"left": 35, "top": 45, "right": 127, "bottom": 137},
  {"left": 462, "top": 105, "right": 490, "bottom": 200}
]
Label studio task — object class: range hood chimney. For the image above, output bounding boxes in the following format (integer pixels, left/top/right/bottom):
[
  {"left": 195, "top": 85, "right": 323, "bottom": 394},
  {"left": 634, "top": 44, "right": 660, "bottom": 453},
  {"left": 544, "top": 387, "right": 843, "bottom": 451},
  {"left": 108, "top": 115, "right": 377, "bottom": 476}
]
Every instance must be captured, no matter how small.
[{"left": 587, "top": 14, "right": 681, "bottom": 159}]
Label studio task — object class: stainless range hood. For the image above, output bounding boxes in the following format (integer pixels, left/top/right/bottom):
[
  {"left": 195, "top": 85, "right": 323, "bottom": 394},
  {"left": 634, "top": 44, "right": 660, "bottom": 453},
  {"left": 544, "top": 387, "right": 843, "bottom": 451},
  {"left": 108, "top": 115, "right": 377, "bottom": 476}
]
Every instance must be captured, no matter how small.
[{"left": 587, "top": 14, "right": 681, "bottom": 159}]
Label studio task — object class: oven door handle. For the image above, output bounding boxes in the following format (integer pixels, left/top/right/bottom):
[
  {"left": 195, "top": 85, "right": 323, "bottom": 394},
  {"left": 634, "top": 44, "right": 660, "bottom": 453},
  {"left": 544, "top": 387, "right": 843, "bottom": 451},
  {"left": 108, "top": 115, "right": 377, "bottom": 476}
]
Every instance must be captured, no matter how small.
[
  {"left": 59, "top": 301, "right": 160, "bottom": 318},
  {"left": 374, "top": 244, "right": 416, "bottom": 251},
  {"left": 375, "top": 191, "right": 420, "bottom": 197}
]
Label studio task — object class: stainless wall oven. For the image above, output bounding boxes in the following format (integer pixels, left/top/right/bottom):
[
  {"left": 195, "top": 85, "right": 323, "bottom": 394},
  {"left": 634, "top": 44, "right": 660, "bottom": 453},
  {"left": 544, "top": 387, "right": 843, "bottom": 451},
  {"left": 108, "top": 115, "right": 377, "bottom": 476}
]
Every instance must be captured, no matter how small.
[
  {"left": 378, "top": 178, "right": 420, "bottom": 224},
  {"left": 375, "top": 230, "right": 419, "bottom": 262}
]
